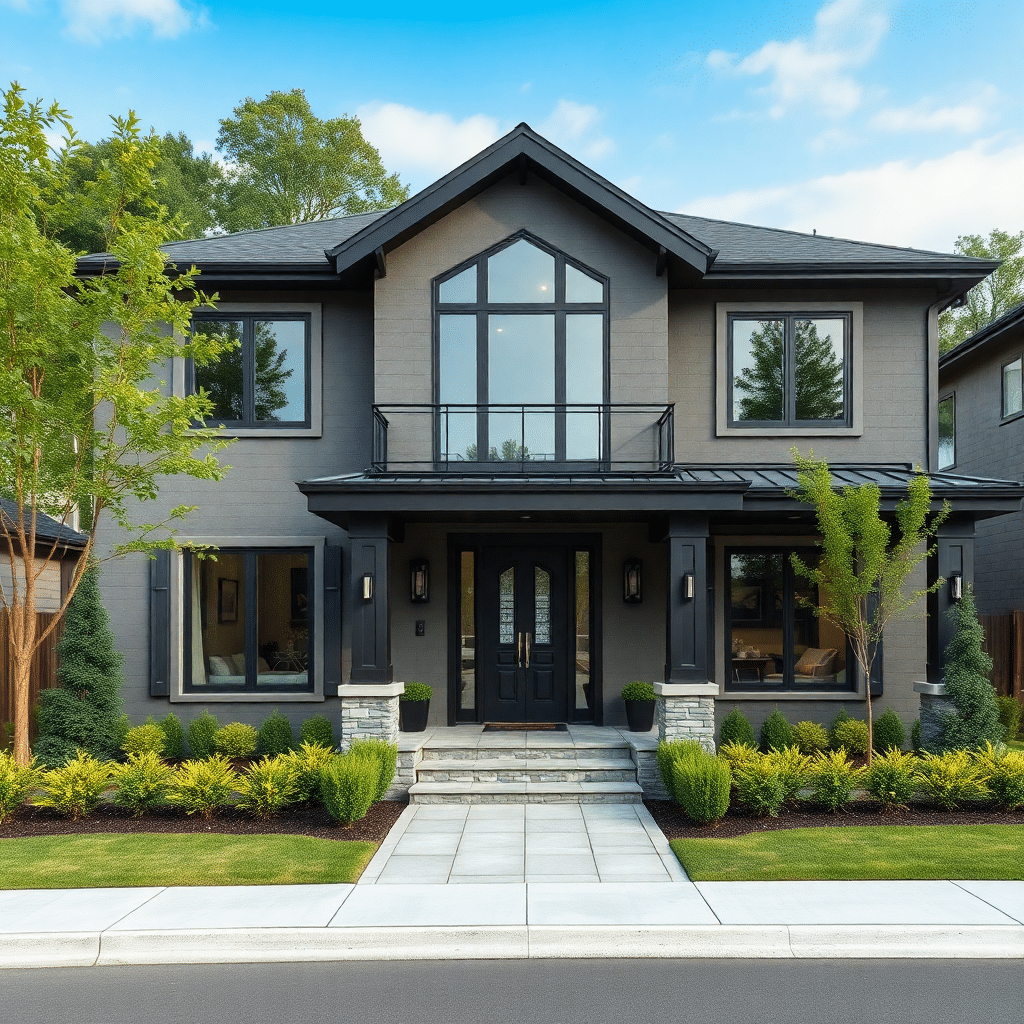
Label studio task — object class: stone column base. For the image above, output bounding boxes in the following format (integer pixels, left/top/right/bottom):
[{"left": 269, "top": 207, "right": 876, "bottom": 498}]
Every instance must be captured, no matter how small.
[
  {"left": 339, "top": 682, "right": 404, "bottom": 750},
  {"left": 914, "top": 681, "right": 956, "bottom": 751},
  {"left": 653, "top": 682, "right": 719, "bottom": 753}
]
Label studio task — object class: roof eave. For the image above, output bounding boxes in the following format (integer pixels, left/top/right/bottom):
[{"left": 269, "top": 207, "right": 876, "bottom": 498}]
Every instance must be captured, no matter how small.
[{"left": 940, "top": 302, "right": 1024, "bottom": 373}]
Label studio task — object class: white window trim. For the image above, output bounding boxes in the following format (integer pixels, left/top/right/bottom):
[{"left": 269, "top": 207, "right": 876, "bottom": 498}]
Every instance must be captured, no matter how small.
[
  {"left": 168, "top": 535, "right": 326, "bottom": 703},
  {"left": 173, "top": 301, "right": 323, "bottom": 438},
  {"left": 716, "top": 301, "right": 864, "bottom": 438}
]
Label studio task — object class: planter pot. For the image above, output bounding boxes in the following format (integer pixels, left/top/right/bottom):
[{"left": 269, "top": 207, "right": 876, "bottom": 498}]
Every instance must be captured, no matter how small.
[
  {"left": 624, "top": 698, "right": 656, "bottom": 733},
  {"left": 399, "top": 699, "right": 430, "bottom": 732}
]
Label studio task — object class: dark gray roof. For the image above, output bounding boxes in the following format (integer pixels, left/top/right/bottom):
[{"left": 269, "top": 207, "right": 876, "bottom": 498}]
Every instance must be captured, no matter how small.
[
  {"left": 0, "top": 499, "right": 88, "bottom": 547},
  {"left": 939, "top": 300, "right": 1024, "bottom": 374}
]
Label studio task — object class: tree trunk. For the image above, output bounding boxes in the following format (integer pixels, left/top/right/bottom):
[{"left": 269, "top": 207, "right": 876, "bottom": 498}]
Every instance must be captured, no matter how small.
[{"left": 11, "top": 641, "right": 33, "bottom": 765}]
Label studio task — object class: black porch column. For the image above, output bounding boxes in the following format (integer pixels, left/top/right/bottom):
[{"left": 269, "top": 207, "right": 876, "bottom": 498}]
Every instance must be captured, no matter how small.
[
  {"left": 348, "top": 516, "right": 393, "bottom": 684},
  {"left": 663, "top": 514, "right": 710, "bottom": 684},
  {"left": 927, "top": 516, "right": 975, "bottom": 686}
]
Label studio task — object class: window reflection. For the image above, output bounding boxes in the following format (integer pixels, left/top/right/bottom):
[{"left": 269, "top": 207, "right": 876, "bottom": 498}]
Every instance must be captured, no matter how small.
[{"left": 487, "top": 239, "right": 555, "bottom": 303}]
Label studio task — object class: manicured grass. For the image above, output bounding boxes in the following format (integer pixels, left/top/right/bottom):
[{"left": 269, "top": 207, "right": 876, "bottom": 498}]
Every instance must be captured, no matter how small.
[
  {"left": 1008, "top": 739, "right": 1024, "bottom": 752},
  {"left": 672, "top": 825, "right": 1024, "bottom": 881},
  {"left": 0, "top": 834, "right": 377, "bottom": 889}
]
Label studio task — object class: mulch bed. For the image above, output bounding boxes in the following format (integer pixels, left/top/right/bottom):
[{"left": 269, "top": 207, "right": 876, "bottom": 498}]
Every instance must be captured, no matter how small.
[
  {"left": 645, "top": 800, "right": 1024, "bottom": 841},
  {"left": 0, "top": 800, "right": 408, "bottom": 844}
]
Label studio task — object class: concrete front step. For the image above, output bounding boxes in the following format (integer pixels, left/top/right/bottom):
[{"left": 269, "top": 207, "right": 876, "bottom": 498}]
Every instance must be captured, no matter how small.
[
  {"left": 417, "top": 744, "right": 632, "bottom": 762},
  {"left": 416, "top": 758, "right": 638, "bottom": 784},
  {"left": 408, "top": 780, "right": 644, "bottom": 804}
]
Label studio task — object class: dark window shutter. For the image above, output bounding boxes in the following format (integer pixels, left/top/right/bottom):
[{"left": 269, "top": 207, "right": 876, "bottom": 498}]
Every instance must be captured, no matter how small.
[
  {"left": 323, "top": 542, "right": 343, "bottom": 696},
  {"left": 149, "top": 550, "right": 171, "bottom": 697}
]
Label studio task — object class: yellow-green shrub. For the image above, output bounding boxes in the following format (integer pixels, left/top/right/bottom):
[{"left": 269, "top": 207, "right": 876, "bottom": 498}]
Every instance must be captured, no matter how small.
[
  {"left": 320, "top": 753, "right": 378, "bottom": 825},
  {"left": 717, "top": 741, "right": 760, "bottom": 773},
  {"left": 672, "top": 754, "right": 731, "bottom": 825},
  {"left": 37, "top": 751, "right": 111, "bottom": 819},
  {"left": 790, "top": 721, "right": 829, "bottom": 755},
  {"left": 121, "top": 723, "right": 166, "bottom": 756},
  {"left": 214, "top": 722, "right": 258, "bottom": 758},
  {"left": 167, "top": 755, "right": 236, "bottom": 818},
  {"left": 0, "top": 751, "right": 39, "bottom": 824},
  {"left": 916, "top": 750, "right": 988, "bottom": 811},
  {"left": 811, "top": 749, "right": 865, "bottom": 812},
  {"left": 732, "top": 757, "right": 788, "bottom": 817},
  {"left": 236, "top": 756, "right": 297, "bottom": 818},
  {"left": 831, "top": 718, "right": 870, "bottom": 755},
  {"left": 864, "top": 749, "right": 918, "bottom": 812},
  {"left": 975, "top": 742, "right": 1024, "bottom": 810},
  {"left": 111, "top": 751, "right": 173, "bottom": 816}
]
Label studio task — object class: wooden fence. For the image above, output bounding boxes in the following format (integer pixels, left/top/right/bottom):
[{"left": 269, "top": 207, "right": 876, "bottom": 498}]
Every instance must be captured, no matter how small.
[
  {"left": 0, "top": 611, "right": 62, "bottom": 741},
  {"left": 981, "top": 612, "right": 1024, "bottom": 701}
]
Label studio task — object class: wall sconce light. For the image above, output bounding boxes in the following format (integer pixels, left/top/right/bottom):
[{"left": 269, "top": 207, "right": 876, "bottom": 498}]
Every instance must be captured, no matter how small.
[
  {"left": 949, "top": 572, "right": 963, "bottom": 602},
  {"left": 682, "top": 573, "right": 695, "bottom": 600},
  {"left": 361, "top": 574, "right": 374, "bottom": 602},
  {"left": 410, "top": 558, "right": 429, "bottom": 603},
  {"left": 623, "top": 559, "right": 642, "bottom": 604}
]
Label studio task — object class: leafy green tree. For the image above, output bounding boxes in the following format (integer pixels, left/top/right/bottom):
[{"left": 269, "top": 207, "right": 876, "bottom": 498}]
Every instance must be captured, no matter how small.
[
  {"left": 939, "top": 230, "right": 1024, "bottom": 354},
  {"left": 0, "top": 83, "right": 234, "bottom": 764},
  {"left": 788, "top": 450, "right": 948, "bottom": 761},
  {"left": 215, "top": 89, "right": 409, "bottom": 232}
]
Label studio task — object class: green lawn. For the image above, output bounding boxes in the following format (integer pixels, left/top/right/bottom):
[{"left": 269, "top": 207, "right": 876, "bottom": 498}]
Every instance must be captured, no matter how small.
[
  {"left": 672, "top": 825, "right": 1024, "bottom": 881},
  {"left": 0, "top": 834, "right": 377, "bottom": 889},
  {"left": 1008, "top": 739, "right": 1024, "bottom": 752}
]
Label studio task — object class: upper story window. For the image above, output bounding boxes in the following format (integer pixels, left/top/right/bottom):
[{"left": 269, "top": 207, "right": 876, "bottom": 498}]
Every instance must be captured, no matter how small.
[
  {"left": 728, "top": 314, "right": 851, "bottom": 427},
  {"left": 189, "top": 314, "right": 311, "bottom": 430},
  {"left": 1002, "top": 357, "right": 1022, "bottom": 419},
  {"left": 435, "top": 233, "right": 608, "bottom": 464},
  {"left": 938, "top": 394, "right": 956, "bottom": 470}
]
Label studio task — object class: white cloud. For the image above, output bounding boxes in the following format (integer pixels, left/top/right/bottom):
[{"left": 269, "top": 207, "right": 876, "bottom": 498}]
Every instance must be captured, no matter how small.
[
  {"left": 870, "top": 88, "right": 999, "bottom": 134},
  {"left": 538, "top": 99, "right": 614, "bottom": 160},
  {"left": 356, "top": 103, "right": 502, "bottom": 177},
  {"left": 59, "top": 0, "right": 199, "bottom": 42},
  {"left": 679, "top": 138, "right": 1024, "bottom": 251},
  {"left": 709, "top": 0, "right": 888, "bottom": 118}
]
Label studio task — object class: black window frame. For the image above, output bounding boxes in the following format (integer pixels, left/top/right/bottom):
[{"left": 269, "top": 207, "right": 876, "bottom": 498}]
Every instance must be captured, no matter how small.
[
  {"left": 188, "top": 313, "right": 312, "bottom": 430},
  {"left": 433, "top": 230, "right": 610, "bottom": 466},
  {"left": 727, "top": 312, "right": 853, "bottom": 428},
  {"left": 1001, "top": 355, "right": 1023, "bottom": 421},
  {"left": 937, "top": 393, "right": 956, "bottom": 470},
  {"left": 184, "top": 547, "right": 315, "bottom": 694}
]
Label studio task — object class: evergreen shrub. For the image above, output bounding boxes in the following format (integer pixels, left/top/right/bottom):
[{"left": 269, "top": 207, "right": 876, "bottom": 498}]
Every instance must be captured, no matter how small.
[
  {"left": 763, "top": 746, "right": 813, "bottom": 803},
  {"left": 916, "top": 750, "right": 987, "bottom": 810},
  {"left": 320, "top": 754, "right": 378, "bottom": 825},
  {"left": 237, "top": 756, "right": 298, "bottom": 818},
  {"left": 873, "top": 709, "right": 906, "bottom": 753},
  {"left": 975, "top": 742, "right": 1024, "bottom": 810},
  {"left": 828, "top": 708, "right": 852, "bottom": 748},
  {"left": 284, "top": 741, "right": 336, "bottom": 803},
  {"left": 717, "top": 741, "right": 760, "bottom": 773},
  {"left": 37, "top": 752, "right": 111, "bottom": 819},
  {"left": 300, "top": 715, "right": 335, "bottom": 748},
  {"left": 349, "top": 738, "right": 399, "bottom": 802},
  {"left": 167, "top": 756, "right": 236, "bottom": 818},
  {"left": 187, "top": 711, "right": 219, "bottom": 758},
  {"left": 0, "top": 751, "right": 39, "bottom": 824},
  {"left": 111, "top": 751, "right": 173, "bottom": 816},
  {"left": 911, "top": 719, "right": 922, "bottom": 752},
  {"left": 401, "top": 682, "right": 433, "bottom": 702},
  {"left": 864, "top": 749, "right": 918, "bottom": 811},
  {"left": 733, "top": 758, "right": 788, "bottom": 817},
  {"left": 811, "top": 749, "right": 864, "bottom": 812},
  {"left": 831, "top": 718, "right": 870, "bottom": 755},
  {"left": 719, "top": 708, "right": 756, "bottom": 747},
  {"left": 121, "top": 723, "right": 165, "bottom": 756},
  {"left": 257, "top": 711, "right": 294, "bottom": 756},
  {"left": 31, "top": 735, "right": 79, "bottom": 769},
  {"left": 790, "top": 721, "right": 829, "bottom": 755},
  {"left": 214, "top": 722, "right": 258, "bottom": 758},
  {"left": 759, "top": 709, "right": 793, "bottom": 752},
  {"left": 159, "top": 713, "right": 185, "bottom": 759},
  {"left": 672, "top": 754, "right": 731, "bottom": 825},
  {"left": 656, "top": 740, "right": 706, "bottom": 802},
  {"left": 996, "top": 696, "right": 1022, "bottom": 742}
]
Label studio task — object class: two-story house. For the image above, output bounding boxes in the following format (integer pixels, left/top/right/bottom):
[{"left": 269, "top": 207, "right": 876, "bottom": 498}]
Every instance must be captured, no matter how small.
[{"left": 80, "top": 124, "right": 1023, "bottom": 791}]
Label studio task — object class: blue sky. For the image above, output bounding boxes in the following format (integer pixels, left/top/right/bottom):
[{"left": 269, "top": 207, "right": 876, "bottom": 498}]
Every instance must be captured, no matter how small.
[{"left": 3, "top": 0, "right": 1023, "bottom": 251}]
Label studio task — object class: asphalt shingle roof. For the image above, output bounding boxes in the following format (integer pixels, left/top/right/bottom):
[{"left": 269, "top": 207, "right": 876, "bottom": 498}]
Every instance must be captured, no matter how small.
[{"left": 0, "top": 499, "right": 88, "bottom": 547}]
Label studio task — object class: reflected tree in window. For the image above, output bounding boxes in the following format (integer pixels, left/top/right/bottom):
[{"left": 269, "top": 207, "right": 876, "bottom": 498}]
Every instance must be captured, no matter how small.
[
  {"left": 465, "top": 439, "right": 533, "bottom": 462},
  {"left": 252, "top": 321, "right": 294, "bottom": 420},
  {"left": 734, "top": 320, "right": 785, "bottom": 421},
  {"left": 794, "top": 320, "right": 844, "bottom": 420}
]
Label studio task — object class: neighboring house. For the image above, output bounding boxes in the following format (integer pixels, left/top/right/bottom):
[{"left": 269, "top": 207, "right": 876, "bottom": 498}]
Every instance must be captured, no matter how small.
[
  {"left": 77, "top": 124, "right": 1024, "bottom": 749},
  {"left": 938, "top": 301, "right": 1024, "bottom": 617}
]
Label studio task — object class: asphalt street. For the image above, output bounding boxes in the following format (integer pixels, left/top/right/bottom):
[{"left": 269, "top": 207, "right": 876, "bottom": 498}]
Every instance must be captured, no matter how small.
[{"left": 2, "top": 958, "right": 1021, "bottom": 1024}]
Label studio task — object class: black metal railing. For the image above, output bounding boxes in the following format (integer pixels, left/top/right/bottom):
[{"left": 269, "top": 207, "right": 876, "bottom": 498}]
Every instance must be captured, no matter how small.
[{"left": 371, "top": 403, "right": 675, "bottom": 473}]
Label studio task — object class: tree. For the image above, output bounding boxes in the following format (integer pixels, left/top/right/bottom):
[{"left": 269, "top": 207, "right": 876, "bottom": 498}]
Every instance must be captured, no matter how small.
[
  {"left": 0, "top": 83, "right": 234, "bottom": 764},
  {"left": 939, "top": 230, "right": 1024, "bottom": 354},
  {"left": 788, "top": 450, "right": 948, "bottom": 761},
  {"left": 214, "top": 89, "right": 409, "bottom": 233}
]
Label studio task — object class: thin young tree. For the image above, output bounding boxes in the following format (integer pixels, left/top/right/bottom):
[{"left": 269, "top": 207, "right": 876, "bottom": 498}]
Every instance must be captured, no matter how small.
[{"left": 788, "top": 449, "right": 948, "bottom": 761}]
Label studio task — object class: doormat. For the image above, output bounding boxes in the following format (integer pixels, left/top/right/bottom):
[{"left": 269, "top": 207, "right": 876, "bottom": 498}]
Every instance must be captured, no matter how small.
[{"left": 483, "top": 723, "right": 568, "bottom": 732}]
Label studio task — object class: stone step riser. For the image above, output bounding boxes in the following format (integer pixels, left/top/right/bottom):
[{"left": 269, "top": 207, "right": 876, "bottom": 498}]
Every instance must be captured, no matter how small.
[
  {"left": 410, "top": 792, "right": 643, "bottom": 805},
  {"left": 416, "top": 768, "right": 638, "bottom": 784},
  {"left": 418, "top": 746, "right": 631, "bottom": 763}
]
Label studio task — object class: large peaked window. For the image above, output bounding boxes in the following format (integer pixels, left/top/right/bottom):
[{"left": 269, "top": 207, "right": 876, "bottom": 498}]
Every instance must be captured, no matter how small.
[{"left": 435, "top": 233, "right": 608, "bottom": 465}]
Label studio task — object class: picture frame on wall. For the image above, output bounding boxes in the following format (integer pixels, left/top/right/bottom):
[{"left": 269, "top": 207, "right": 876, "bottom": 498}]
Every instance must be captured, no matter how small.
[{"left": 218, "top": 577, "right": 238, "bottom": 623}]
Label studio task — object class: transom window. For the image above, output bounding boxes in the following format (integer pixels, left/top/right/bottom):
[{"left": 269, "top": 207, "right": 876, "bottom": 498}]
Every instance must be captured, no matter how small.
[
  {"left": 435, "top": 233, "right": 608, "bottom": 464},
  {"left": 728, "top": 314, "right": 851, "bottom": 427},
  {"left": 189, "top": 314, "right": 311, "bottom": 429}
]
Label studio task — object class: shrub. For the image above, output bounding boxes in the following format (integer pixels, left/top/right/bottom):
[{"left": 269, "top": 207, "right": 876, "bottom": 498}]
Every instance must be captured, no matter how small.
[
  {"left": 214, "top": 722, "right": 258, "bottom": 758},
  {"left": 717, "top": 741, "right": 760, "bottom": 774},
  {"left": 320, "top": 753, "right": 378, "bottom": 825},
  {"left": 673, "top": 755, "right": 731, "bottom": 825},
  {"left": 257, "top": 711, "right": 294, "bottom": 756},
  {"left": 31, "top": 735, "right": 79, "bottom": 769},
  {"left": 831, "top": 718, "right": 870, "bottom": 756},
  {"left": 159, "top": 713, "right": 185, "bottom": 760},
  {"left": 187, "top": 711, "right": 219, "bottom": 758},
  {"left": 349, "top": 738, "right": 399, "bottom": 802},
  {"left": 873, "top": 709, "right": 906, "bottom": 753},
  {"left": 283, "top": 741, "right": 337, "bottom": 803},
  {"left": 110, "top": 751, "right": 173, "bottom": 816},
  {"left": 759, "top": 709, "right": 793, "bottom": 752},
  {"left": 916, "top": 750, "right": 988, "bottom": 811},
  {"left": 401, "top": 682, "right": 433, "bottom": 702},
  {"left": 237, "top": 756, "right": 298, "bottom": 818},
  {"left": 996, "top": 696, "right": 1022, "bottom": 742},
  {"left": 167, "top": 755, "right": 236, "bottom": 818},
  {"left": 864, "top": 749, "right": 918, "bottom": 812},
  {"left": 790, "top": 721, "right": 829, "bottom": 755},
  {"left": 300, "top": 715, "right": 335, "bottom": 749},
  {"left": 975, "top": 742, "right": 1024, "bottom": 810},
  {"left": 621, "top": 681, "right": 656, "bottom": 701},
  {"left": 37, "top": 752, "right": 111, "bottom": 819},
  {"left": 828, "top": 708, "right": 852, "bottom": 748},
  {"left": 911, "top": 718, "right": 922, "bottom": 752},
  {"left": 732, "top": 757, "right": 788, "bottom": 817},
  {"left": 763, "top": 746, "right": 813, "bottom": 804},
  {"left": 656, "top": 740, "right": 706, "bottom": 802},
  {"left": 121, "top": 723, "right": 166, "bottom": 757},
  {"left": 0, "top": 751, "right": 39, "bottom": 824},
  {"left": 811, "top": 749, "right": 864, "bottom": 812},
  {"left": 719, "top": 708, "right": 756, "bottom": 747}
]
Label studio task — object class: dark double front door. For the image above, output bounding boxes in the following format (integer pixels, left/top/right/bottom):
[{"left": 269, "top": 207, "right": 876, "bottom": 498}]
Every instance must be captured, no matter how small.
[{"left": 478, "top": 545, "right": 571, "bottom": 723}]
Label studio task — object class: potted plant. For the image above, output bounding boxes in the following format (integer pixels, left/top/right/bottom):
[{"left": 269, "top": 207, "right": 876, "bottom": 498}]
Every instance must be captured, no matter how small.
[
  {"left": 399, "top": 681, "right": 432, "bottom": 732},
  {"left": 621, "top": 681, "right": 657, "bottom": 732}
]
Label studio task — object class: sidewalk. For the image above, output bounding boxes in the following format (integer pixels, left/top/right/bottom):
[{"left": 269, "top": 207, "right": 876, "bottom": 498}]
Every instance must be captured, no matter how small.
[{"left": 2, "top": 879, "right": 1023, "bottom": 967}]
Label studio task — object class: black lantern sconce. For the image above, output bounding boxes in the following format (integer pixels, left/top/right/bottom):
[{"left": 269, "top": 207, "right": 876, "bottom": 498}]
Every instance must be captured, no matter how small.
[
  {"left": 410, "top": 558, "right": 430, "bottom": 603},
  {"left": 949, "top": 572, "right": 963, "bottom": 602},
  {"left": 361, "top": 573, "right": 374, "bottom": 602},
  {"left": 623, "top": 558, "right": 642, "bottom": 604},
  {"left": 681, "top": 573, "right": 695, "bottom": 600}
]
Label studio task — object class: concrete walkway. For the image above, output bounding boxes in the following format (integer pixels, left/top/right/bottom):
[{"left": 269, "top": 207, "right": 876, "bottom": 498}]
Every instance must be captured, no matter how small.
[{"left": 2, "top": 879, "right": 1023, "bottom": 966}]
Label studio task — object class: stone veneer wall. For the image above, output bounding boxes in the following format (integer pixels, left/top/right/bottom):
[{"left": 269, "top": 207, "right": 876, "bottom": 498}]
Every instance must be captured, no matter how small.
[
  {"left": 339, "top": 684, "right": 403, "bottom": 750},
  {"left": 656, "top": 695, "right": 717, "bottom": 753}
]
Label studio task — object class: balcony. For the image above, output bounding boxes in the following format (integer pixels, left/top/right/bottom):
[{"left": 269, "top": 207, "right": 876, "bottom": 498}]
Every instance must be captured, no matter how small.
[{"left": 371, "top": 404, "right": 675, "bottom": 474}]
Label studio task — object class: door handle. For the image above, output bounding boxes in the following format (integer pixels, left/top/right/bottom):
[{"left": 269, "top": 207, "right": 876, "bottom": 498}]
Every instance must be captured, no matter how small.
[
  {"left": 524, "top": 632, "right": 531, "bottom": 669},
  {"left": 517, "top": 631, "right": 523, "bottom": 666}
]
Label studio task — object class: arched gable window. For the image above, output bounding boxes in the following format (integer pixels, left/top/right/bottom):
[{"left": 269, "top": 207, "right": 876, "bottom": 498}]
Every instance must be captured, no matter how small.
[{"left": 434, "top": 231, "right": 608, "bottom": 466}]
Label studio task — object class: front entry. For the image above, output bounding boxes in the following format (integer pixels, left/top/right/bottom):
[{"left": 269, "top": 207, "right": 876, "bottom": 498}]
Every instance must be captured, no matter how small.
[{"left": 478, "top": 545, "right": 571, "bottom": 723}]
